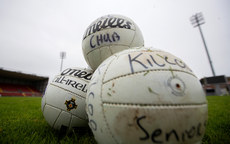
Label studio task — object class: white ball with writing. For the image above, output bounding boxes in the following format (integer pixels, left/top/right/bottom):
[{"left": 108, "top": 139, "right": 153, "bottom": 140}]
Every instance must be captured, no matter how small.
[
  {"left": 42, "top": 67, "right": 93, "bottom": 132},
  {"left": 86, "top": 47, "right": 208, "bottom": 144},
  {"left": 82, "top": 14, "right": 144, "bottom": 70}
]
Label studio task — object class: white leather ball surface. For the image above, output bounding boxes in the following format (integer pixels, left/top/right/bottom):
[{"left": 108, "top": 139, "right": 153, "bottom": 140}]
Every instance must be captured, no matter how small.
[
  {"left": 86, "top": 47, "right": 208, "bottom": 144},
  {"left": 82, "top": 14, "right": 144, "bottom": 70},
  {"left": 42, "top": 67, "right": 93, "bottom": 131}
]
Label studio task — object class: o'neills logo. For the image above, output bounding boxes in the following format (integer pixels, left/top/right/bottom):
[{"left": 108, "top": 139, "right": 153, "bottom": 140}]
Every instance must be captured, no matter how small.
[
  {"left": 53, "top": 76, "right": 87, "bottom": 93},
  {"left": 61, "top": 68, "right": 92, "bottom": 81},
  {"left": 83, "top": 15, "right": 134, "bottom": 39}
]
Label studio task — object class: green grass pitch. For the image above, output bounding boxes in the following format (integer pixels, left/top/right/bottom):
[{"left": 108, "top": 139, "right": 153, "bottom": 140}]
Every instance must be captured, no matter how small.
[
  {"left": 0, "top": 97, "right": 96, "bottom": 144},
  {"left": 0, "top": 96, "right": 229, "bottom": 143},
  {"left": 202, "top": 96, "right": 230, "bottom": 144}
]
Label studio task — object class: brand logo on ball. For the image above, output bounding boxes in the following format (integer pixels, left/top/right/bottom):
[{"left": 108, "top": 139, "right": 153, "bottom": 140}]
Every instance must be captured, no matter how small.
[
  {"left": 65, "top": 98, "right": 77, "bottom": 111},
  {"left": 61, "top": 68, "right": 92, "bottom": 81},
  {"left": 83, "top": 15, "right": 134, "bottom": 39},
  {"left": 53, "top": 76, "right": 88, "bottom": 93}
]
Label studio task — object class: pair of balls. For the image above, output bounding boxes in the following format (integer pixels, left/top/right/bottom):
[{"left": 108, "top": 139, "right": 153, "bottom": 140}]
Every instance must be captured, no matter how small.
[{"left": 42, "top": 14, "right": 144, "bottom": 131}]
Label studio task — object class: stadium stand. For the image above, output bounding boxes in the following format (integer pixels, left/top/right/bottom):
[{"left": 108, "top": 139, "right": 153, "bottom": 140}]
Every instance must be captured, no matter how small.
[
  {"left": 0, "top": 68, "right": 49, "bottom": 97},
  {"left": 200, "top": 75, "right": 230, "bottom": 96}
]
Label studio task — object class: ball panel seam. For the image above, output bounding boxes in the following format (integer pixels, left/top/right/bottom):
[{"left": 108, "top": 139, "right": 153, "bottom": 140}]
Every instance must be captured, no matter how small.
[
  {"left": 103, "top": 69, "right": 196, "bottom": 84},
  {"left": 45, "top": 103, "right": 87, "bottom": 121},
  {"left": 100, "top": 57, "right": 120, "bottom": 144},
  {"left": 52, "top": 108, "right": 62, "bottom": 128},
  {"left": 129, "top": 29, "right": 137, "bottom": 46},
  {"left": 102, "top": 102, "right": 207, "bottom": 108},
  {"left": 68, "top": 114, "right": 72, "bottom": 130}
]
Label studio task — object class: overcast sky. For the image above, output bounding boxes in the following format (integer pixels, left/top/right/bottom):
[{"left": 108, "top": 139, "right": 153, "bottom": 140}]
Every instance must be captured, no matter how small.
[{"left": 0, "top": 0, "right": 229, "bottom": 79}]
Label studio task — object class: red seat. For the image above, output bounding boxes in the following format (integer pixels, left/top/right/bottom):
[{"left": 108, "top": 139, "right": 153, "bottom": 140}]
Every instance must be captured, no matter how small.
[{"left": 0, "top": 83, "right": 42, "bottom": 96}]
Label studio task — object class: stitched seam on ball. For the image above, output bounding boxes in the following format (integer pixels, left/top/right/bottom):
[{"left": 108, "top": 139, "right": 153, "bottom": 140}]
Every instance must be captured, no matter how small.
[
  {"left": 45, "top": 104, "right": 87, "bottom": 121},
  {"left": 129, "top": 29, "right": 136, "bottom": 46},
  {"left": 108, "top": 45, "right": 113, "bottom": 55},
  {"left": 101, "top": 56, "right": 120, "bottom": 144},
  {"left": 87, "top": 48, "right": 172, "bottom": 57},
  {"left": 52, "top": 108, "right": 62, "bottom": 127},
  {"left": 86, "top": 53, "right": 92, "bottom": 70},
  {"left": 68, "top": 114, "right": 72, "bottom": 131},
  {"left": 50, "top": 83, "right": 85, "bottom": 99},
  {"left": 102, "top": 102, "right": 207, "bottom": 108},
  {"left": 103, "top": 69, "right": 196, "bottom": 84},
  {"left": 86, "top": 46, "right": 165, "bottom": 57}
]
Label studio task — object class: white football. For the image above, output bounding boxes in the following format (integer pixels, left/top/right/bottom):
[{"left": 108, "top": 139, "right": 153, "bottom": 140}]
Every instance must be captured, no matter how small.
[
  {"left": 42, "top": 67, "right": 93, "bottom": 132},
  {"left": 86, "top": 47, "right": 208, "bottom": 144},
  {"left": 82, "top": 14, "right": 144, "bottom": 70}
]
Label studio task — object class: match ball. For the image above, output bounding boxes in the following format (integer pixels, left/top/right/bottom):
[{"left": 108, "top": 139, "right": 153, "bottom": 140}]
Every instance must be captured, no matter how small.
[
  {"left": 86, "top": 47, "right": 208, "bottom": 144},
  {"left": 82, "top": 14, "right": 144, "bottom": 70},
  {"left": 41, "top": 67, "right": 93, "bottom": 132}
]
